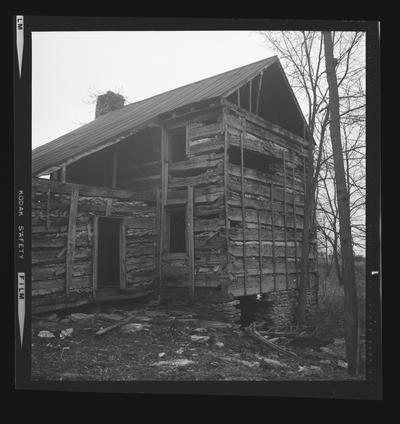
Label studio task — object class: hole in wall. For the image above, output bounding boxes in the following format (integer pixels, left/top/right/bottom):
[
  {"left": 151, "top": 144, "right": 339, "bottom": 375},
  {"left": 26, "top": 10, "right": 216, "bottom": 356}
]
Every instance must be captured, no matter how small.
[{"left": 237, "top": 295, "right": 258, "bottom": 327}]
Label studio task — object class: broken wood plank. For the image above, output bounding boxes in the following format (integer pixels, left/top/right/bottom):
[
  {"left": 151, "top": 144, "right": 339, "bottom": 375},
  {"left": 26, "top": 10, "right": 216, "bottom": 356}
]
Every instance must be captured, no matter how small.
[
  {"left": 94, "top": 312, "right": 137, "bottom": 336},
  {"left": 245, "top": 323, "right": 299, "bottom": 359}
]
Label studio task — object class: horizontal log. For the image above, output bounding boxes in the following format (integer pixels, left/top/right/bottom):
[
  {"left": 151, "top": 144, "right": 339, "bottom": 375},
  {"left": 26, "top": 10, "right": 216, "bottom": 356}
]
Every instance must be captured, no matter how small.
[
  {"left": 190, "top": 139, "right": 224, "bottom": 156},
  {"left": 190, "top": 121, "right": 223, "bottom": 140},
  {"left": 223, "top": 104, "right": 308, "bottom": 152},
  {"left": 33, "top": 177, "right": 155, "bottom": 202}
]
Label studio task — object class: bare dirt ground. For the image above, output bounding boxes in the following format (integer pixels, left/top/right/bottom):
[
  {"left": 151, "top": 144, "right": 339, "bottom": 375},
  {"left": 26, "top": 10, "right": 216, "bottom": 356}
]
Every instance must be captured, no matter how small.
[{"left": 31, "top": 298, "right": 365, "bottom": 382}]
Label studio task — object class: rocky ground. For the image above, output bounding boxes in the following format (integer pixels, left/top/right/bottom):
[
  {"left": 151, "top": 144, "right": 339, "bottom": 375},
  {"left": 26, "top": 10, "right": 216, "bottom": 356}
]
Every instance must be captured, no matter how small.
[{"left": 31, "top": 299, "right": 365, "bottom": 381}]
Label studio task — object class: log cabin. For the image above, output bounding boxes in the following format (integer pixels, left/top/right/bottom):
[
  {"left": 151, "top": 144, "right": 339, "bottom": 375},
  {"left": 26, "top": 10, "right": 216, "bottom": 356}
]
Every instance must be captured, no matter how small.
[{"left": 32, "top": 56, "right": 318, "bottom": 325}]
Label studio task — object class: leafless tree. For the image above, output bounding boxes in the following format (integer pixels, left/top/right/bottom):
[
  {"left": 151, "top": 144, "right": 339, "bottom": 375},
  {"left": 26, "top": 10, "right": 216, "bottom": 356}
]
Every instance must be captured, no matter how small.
[{"left": 259, "top": 31, "right": 365, "bottom": 346}]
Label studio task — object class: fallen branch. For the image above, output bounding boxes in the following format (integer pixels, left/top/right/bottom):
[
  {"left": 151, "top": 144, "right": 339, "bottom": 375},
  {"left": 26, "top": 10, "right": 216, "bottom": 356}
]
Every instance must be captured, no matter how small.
[
  {"left": 245, "top": 323, "right": 299, "bottom": 359},
  {"left": 94, "top": 313, "right": 137, "bottom": 337}
]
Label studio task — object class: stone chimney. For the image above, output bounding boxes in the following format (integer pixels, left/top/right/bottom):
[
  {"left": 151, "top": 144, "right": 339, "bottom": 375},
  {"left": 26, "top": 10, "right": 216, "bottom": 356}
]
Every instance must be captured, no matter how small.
[{"left": 95, "top": 91, "right": 125, "bottom": 119}]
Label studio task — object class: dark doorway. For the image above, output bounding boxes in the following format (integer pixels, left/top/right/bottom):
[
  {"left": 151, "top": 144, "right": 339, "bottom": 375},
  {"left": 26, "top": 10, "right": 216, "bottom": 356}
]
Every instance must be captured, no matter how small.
[
  {"left": 97, "top": 217, "right": 121, "bottom": 287},
  {"left": 168, "top": 208, "right": 186, "bottom": 253},
  {"left": 169, "top": 127, "right": 187, "bottom": 162}
]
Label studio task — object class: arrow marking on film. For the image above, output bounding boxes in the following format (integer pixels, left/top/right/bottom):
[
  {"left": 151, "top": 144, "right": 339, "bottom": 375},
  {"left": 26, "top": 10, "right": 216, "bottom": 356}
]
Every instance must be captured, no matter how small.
[{"left": 16, "top": 16, "right": 24, "bottom": 79}]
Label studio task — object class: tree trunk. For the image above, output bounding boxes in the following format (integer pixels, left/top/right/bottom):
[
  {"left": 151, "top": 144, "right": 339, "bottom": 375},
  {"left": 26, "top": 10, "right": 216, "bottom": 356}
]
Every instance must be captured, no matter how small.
[
  {"left": 323, "top": 31, "right": 359, "bottom": 375},
  {"left": 297, "top": 129, "right": 314, "bottom": 328}
]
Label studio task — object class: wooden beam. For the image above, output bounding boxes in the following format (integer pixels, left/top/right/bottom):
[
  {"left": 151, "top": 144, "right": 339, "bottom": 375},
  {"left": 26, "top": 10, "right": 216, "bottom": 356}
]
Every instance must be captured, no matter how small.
[
  {"left": 186, "top": 122, "right": 191, "bottom": 158},
  {"left": 33, "top": 177, "right": 155, "bottom": 203},
  {"left": 187, "top": 185, "right": 195, "bottom": 300},
  {"left": 66, "top": 187, "right": 79, "bottom": 297},
  {"left": 257, "top": 211, "right": 262, "bottom": 294},
  {"left": 292, "top": 165, "right": 299, "bottom": 286},
  {"left": 92, "top": 215, "right": 98, "bottom": 297},
  {"left": 221, "top": 98, "right": 309, "bottom": 149},
  {"left": 255, "top": 72, "right": 263, "bottom": 116},
  {"left": 111, "top": 145, "right": 118, "bottom": 189},
  {"left": 222, "top": 109, "right": 230, "bottom": 268},
  {"left": 159, "top": 127, "right": 168, "bottom": 284},
  {"left": 282, "top": 151, "right": 289, "bottom": 289},
  {"left": 60, "top": 166, "right": 66, "bottom": 183},
  {"left": 237, "top": 89, "right": 241, "bottom": 109},
  {"left": 270, "top": 183, "right": 277, "bottom": 291},
  {"left": 46, "top": 187, "right": 51, "bottom": 231},
  {"left": 155, "top": 186, "right": 162, "bottom": 288},
  {"left": 240, "top": 118, "right": 247, "bottom": 296},
  {"left": 249, "top": 79, "right": 253, "bottom": 114},
  {"left": 120, "top": 218, "right": 126, "bottom": 289},
  {"left": 105, "top": 198, "right": 113, "bottom": 216}
]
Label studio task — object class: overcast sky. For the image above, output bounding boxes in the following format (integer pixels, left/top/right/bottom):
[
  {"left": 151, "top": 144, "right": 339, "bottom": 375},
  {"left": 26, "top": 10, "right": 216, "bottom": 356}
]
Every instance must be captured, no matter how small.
[{"left": 32, "top": 31, "right": 274, "bottom": 149}]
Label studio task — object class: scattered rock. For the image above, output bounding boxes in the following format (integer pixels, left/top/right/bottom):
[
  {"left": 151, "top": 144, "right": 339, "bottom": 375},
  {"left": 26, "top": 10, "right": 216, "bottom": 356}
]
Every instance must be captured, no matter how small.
[
  {"left": 69, "top": 313, "right": 95, "bottom": 323},
  {"left": 337, "top": 360, "right": 348, "bottom": 369},
  {"left": 120, "top": 323, "right": 147, "bottom": 334},
  {"left": 158, "top": 352, "right": 166, "bottom": 358},
  {"left": 175, "top": 348, "right": 184, "bottom": 355},
  {"left": 60, "top": 328, "right": 74, "bottom": 339},
  {"left": 215, "top": 342, "right": 224, "bottom": 348},
  {"left": 298, "top": 365, "right": 323, "bottom": 376},
  {"left": 153, "top": 359, "right": 194, "bottom": 367},
  {"left": 258, "top": 356, "right": 287, "bottom": 369},
  {"left": 190, "top": 335, "right": 210, "bottom": 343},
  {"left": 38, "top": 330, "right": 55, "bottom": 338},
  {"left": 320, "top": 359, "right": 332, "bottom": 364},
  {"left": 193, "top": 327, "right": 208, "bottom": 333}
]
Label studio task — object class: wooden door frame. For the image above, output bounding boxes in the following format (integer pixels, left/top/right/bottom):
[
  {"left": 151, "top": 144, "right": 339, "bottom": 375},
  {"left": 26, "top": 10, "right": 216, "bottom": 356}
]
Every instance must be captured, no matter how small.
[{"left": 92, "top": 215, "right": 126, "bottom": 296}]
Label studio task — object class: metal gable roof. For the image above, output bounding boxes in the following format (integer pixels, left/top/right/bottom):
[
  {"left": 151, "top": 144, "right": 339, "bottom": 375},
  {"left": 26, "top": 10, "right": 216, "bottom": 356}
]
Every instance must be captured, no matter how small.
[{"left": 32, "top": 56, "right": 278, "bottom": 176}]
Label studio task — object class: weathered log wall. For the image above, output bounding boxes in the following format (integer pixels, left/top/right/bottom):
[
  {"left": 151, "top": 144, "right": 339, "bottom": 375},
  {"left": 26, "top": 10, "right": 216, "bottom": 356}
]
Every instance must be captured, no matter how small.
[
  {"left": 159, "top": 105, "right": 318, "bottom": 302},
  {"left": 160, "top": 110, "right": 230, "bottom": 296},
  {"left": 224, "top": 106, "right": 318, "bottom": 298},
  {"left": 32, "top": 178, "right": 156, "bottom": 311}
]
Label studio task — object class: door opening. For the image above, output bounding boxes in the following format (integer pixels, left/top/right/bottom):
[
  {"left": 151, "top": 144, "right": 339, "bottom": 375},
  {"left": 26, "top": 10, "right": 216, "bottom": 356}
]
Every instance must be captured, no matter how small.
[
  {"left": 168, "top": 207, "right": 186, "bottom": 253},
  {"left": 97, "top": 217, "right": 121, "bottom": 288}
]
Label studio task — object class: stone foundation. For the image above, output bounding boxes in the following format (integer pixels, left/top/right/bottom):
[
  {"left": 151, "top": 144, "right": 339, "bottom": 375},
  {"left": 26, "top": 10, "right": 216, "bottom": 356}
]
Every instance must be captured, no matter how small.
[
  {"left": 255, "top": 288, "right": 318, "bottom": 329},
  {"left": 161, "top": 289, "right": 241, "bottom": 322}
]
